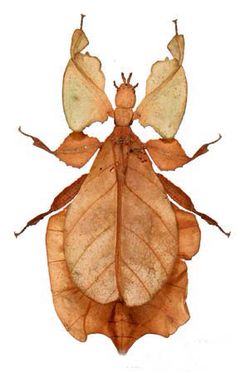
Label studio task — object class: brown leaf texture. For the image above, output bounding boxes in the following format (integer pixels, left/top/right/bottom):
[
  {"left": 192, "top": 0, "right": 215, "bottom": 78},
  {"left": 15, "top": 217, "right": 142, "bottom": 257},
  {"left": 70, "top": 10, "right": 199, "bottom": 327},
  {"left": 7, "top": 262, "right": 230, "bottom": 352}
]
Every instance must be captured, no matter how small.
[
  {"left": 173, "top": 203, "right": 201, "bottom": 260},
  {"left": 18, "top": 127, "right": 101, "bottom": 168},
  {"left": 64, "top": 127, "right": 178, "bottom": 307},
  {"left": 46, "top": 208, "right": 190, "bottom": 354},
  {"left": 55, "top": 132, "right": 101, "bottom": 168},
  {"left": 146, "top": 135, "right": 222, "bottom": 170},
  {"left": 158, "top": 173, "right": 230, "bottom": 236},
  {"left": 16, "top": 20, "right": 230, "bottom": 355}
]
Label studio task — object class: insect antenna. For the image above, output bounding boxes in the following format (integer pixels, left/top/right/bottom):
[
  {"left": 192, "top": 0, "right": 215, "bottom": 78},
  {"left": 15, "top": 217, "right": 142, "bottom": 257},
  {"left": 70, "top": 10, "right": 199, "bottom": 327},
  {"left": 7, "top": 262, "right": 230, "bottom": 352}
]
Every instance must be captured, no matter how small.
[
  {"left": 127, "top": 73, "right": 132, "bottom": 83},
  {"left": 121, "top": 72, "right": 127, "bottom": 84}
]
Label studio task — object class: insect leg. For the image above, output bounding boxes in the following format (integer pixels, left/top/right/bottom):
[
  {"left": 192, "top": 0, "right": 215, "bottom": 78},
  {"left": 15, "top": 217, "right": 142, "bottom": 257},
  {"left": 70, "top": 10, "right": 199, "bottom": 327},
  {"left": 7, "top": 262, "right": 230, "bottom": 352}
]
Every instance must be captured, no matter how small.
[
  {"left": 18, "top": 127, "right": 101, "bottom": 168},
  {"left": 157, "top": 173, "right": 230, "bottom": 237},
  {"left": 18, "top": 126, "right": 53, "bottom": 154},
  {"left": 14, "top": 174, "right": 87, "bottom": 237},
  {"left": 146, "top": 135, "right": 222, "bottom": 171}
]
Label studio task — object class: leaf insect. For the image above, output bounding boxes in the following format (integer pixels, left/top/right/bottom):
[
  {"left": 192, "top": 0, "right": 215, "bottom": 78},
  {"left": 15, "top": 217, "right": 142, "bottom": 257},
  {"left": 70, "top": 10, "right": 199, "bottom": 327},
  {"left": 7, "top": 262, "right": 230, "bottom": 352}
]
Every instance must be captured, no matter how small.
[{"left": 16, "top": 15, "right": 229, "bottom": 354}]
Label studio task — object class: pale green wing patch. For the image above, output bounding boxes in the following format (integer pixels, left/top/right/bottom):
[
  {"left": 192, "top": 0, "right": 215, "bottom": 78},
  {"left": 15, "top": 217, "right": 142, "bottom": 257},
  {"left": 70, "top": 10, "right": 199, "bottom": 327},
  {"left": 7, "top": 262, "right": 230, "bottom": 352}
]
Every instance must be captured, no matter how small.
[
  {"left": 135, "top": 34, "right": 187, "bottom": 138},
  {"left": 63, "top": 28, "right": 113, "bottom": 132}
]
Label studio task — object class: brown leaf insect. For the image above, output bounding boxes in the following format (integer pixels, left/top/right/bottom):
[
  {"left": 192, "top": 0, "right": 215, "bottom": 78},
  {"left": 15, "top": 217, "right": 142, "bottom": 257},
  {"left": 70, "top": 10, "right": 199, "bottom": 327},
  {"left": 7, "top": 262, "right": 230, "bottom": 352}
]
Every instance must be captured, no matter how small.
[{"left": 15, "top": 15, "right": 229, "bottom": 354}]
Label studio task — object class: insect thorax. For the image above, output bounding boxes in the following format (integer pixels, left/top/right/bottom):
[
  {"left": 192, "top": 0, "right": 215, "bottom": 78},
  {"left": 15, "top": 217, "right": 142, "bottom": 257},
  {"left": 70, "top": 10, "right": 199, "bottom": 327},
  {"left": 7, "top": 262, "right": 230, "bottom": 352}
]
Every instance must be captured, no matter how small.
[
  {"left": 114, "top": 107, "right": 134, "bottom": 127},
  {"left": 114, "top": 77, "right": 137, "bottom": 127}
]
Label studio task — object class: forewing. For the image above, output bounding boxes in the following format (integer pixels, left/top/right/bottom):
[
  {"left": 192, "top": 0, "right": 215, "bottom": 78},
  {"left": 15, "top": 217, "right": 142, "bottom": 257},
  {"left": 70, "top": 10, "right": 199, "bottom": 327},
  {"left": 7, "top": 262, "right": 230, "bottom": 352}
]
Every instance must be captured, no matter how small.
[
  {"left": 63, "top": 130, "right": 178, "bottom": 307},
  {"left": 135, "top": 34, "right": 187, "bottom": 138},
  {"left": 46, "top": 210, "right": 189, "bottom": 354},
  {"left": 63, "top": 28, "right": 113, "bottom": 132}
]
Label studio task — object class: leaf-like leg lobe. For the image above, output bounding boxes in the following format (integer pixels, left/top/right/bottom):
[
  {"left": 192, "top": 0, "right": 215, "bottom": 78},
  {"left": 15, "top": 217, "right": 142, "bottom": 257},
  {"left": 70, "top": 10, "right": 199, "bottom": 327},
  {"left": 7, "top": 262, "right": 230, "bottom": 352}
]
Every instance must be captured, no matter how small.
[
  {"left": 146, "top": 135, "right": 221, "bottom": 171},
  {"left": 172, "top": 203, "right": 201, "bottom": 260},
  {"left": 18, "top": 127, "right": 101, "bottom": 168}
]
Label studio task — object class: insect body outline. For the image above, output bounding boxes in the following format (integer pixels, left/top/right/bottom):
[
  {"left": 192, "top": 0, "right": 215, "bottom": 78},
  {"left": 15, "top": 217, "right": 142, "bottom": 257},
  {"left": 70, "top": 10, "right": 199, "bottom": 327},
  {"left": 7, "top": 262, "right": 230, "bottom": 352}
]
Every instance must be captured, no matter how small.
[{"left": 16, "top": 15, "right": 229, "bottom": 353}]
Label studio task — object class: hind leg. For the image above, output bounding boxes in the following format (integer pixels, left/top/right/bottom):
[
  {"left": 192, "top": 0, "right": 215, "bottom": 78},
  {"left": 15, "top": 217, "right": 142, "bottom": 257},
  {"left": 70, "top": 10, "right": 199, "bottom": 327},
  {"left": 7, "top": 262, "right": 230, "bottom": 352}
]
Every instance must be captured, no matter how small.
[
  {"left": 15, "top": 174, "right": 87, "bottom": 237},
  {"left": 158, "top": 173, "right": 230, "bottom": 237}
]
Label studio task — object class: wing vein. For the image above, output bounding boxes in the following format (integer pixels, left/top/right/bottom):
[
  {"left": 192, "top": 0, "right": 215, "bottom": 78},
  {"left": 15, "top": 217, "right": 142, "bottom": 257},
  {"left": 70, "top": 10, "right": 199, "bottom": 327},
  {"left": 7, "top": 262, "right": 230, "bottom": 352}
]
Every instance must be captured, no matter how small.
[
  {"left": 84, "top": 162, "right": 115, "bottom": 185},
  {"left": 71, "top": 225, "right": 113, "bottom": 271},
  {"left": 83, "top": 261, "right": 115, "bottom": 294},
  {"left": 122, "top": 225, "right": 168, "bottom": 276},
  {"left": 127, "top": 165, "right": 160, "bottom": 187},
  {"left": 124, "top": 183, "right": 176, "bottom": 240},
  {"left": 66, "top": 181, "right": 116, "bottom": 235},
  {"left": 121, "top": 259, "right": 152, "bottom": 297}
]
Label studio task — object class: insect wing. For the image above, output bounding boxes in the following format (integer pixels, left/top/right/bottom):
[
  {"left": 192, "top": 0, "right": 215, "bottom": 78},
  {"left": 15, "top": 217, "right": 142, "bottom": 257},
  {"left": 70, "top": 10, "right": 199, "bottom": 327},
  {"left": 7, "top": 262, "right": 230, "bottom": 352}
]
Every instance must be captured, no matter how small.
[
  {"left": 63, "top": 28, "right": 113, "bottom": 132},
  {"left": 63, "top": 129, "right": 178, "bottom": 307},
  {"left": 135, "top": 34, "right": 187, "bottom": 138}
]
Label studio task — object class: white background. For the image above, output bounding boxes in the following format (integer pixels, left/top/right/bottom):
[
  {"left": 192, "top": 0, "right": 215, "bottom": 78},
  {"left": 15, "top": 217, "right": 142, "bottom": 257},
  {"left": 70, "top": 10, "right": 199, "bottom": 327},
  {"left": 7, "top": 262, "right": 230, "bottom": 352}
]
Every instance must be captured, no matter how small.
[{"left": 1, "top": 0, "right": 236, "bottom": 372}]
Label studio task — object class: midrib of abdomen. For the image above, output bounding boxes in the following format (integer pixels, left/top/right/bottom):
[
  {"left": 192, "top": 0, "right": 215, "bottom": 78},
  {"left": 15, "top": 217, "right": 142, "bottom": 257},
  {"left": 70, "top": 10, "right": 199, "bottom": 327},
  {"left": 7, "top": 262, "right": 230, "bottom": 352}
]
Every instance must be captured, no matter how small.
[{"left": 113, "top": 141, "right": 127, "bottom": 302}]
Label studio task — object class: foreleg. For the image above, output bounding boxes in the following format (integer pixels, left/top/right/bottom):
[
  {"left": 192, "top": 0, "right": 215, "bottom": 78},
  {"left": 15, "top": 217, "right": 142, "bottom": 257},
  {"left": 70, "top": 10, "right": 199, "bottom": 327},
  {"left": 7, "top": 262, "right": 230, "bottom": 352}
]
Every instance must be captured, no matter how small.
[
  {"left": 146, "top": 135, "right": 221, "bottom": 171},
  {"left": 18, "top": 127, "right": 101, "bottom": 168}
]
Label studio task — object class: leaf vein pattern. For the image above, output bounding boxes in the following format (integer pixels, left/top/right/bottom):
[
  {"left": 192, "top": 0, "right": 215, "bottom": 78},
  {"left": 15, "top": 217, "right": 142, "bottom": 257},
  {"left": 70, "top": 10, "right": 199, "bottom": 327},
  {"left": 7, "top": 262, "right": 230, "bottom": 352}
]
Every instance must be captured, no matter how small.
[
  {"left": 145, "top": 66, "right": 182, "bottom": 101},
  {"left": 104, "top": 288, "right": 118, "bottom": 303},
  {"left": 121, "top": 259, "right": 152, "bottom": 297},
  {"left": 111, "top": 143, "right": 123, "bottom": 297},
  {"left": 48, "top": 259, "right": 66, "bottom": 264},
  {"left": 83, "top": 301, "right": 92, "bottom": 335},
  {"left": 67, "top": 181, "right": 116, "bottom": 235},
  {"left": 66, "top": 299, "right": 91, "bottom": 332},
  {"left": 139, "top": 304, "right": 176, "bottom": 329},
  {"left": 83, "top": 261, "right": 115, "bottom": 295},
  {"left": 57, "top": 144, "right": 98, "bottom": 155},
  {"left": 122, "top": 225, "right": 168, "bottom": 276},
  {"left": 48, "top": 228, "right": 64, "bottom": 233},
  {"left": 127, "top": 165, "right": 160, "bottom": 188},
  {"left": 52, "top": 286, "right": 79, "bottom": 297},
  {"left": 124, "top": 184, "right": 176, "bottom": 240},
  {"left": 166, "top": 282, "right": 184, "bottom": 290},
  {"left": 84, "top": 162, "right": 115, "bottom": 185},
  {"left": 71, "top": 225, "right": 113, "bottom": 272}
]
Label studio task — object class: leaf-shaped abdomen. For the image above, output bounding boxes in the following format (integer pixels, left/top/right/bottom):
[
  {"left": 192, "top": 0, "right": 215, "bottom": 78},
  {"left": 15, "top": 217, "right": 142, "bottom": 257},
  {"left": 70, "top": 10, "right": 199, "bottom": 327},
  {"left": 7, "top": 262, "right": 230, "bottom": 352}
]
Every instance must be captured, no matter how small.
[{"left": 64, "top": 127, "right": 178, "bottom": 307}]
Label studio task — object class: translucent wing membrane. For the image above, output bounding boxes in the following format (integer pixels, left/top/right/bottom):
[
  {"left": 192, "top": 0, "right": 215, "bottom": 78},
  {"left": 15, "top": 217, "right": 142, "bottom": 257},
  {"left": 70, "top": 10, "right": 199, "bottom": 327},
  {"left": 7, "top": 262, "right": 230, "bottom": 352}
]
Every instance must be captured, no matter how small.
[
  {"left": 63, "top": 25, "right": 113, "bottom": 132},
  {"left": 135, "top": 29, "right": 187, "bottom": 138}
]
